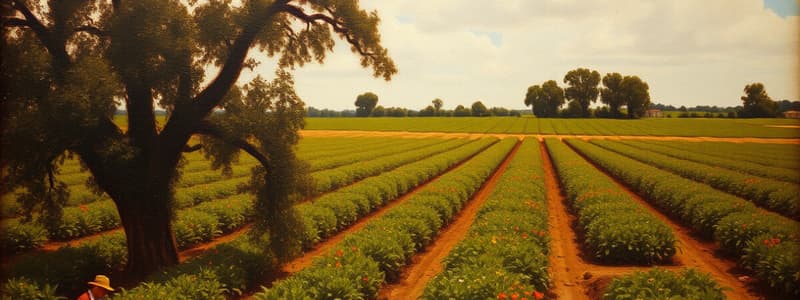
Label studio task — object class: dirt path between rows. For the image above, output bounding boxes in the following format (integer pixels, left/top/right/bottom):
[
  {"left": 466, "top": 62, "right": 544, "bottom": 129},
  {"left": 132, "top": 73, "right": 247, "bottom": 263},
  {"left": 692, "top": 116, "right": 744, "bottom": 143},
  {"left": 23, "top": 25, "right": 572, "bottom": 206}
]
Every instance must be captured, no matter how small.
[
  {"left": 239, "top": 141, "right": 498, "bottom": 299},
  {"left": 301, "top": 130, "right": 800, "bottom": 144},
  {"left": 378, "top": 141, "right": 522, "bottom": 300},
  {"left": 540, "top": 140, "right": 757, "bottom": 300},
  {"left": 541, "top": 141, "right": 591, "bottom": 300},
  {"left": 565, "top": 143, "right": 759, "bottom": 299}
]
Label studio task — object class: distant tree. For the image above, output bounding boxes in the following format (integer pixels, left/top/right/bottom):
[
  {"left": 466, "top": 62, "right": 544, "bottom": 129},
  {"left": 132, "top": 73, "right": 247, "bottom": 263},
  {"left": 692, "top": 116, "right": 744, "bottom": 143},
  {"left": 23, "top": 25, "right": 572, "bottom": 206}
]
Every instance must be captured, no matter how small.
[
  {"left": 740, "top": 83, "right": 777, "bottom": 117},
  {"left": 386, "top": 107, "right": 408, "bottom": 117},
  {"left": 307, "top": 107, "right": 321, "bottom": 117},
  {"left": 777, "top": 100, "right": 800, "bottom": 113},
  {"left": 524, "top": 80, "right": 564, "bottom": 117},
  {"left": 471, "top": 101, "right": 490, "bottom": 117},
  {"left": 490, "top": 107, "right": 510, "bottom": 116},
  {"left": 563, "top": 68, "right": 601, "bottom": 117},
  {"left": 454, "top": 105, "right": 472, "bottom": 117},
  {"left": 372, "top": 105, "right": 386, "bottom": 117},
  {"left": 600, "top": 73, "right": 625, "bottom": 117},
  {"left": 432, "top": 98, "right": 444, "bottom": 115},
  {"left": 0, "top": 0, "right": 395, "bottom": 277},
  {"left": 355, "top": 92, "right": 379, "bottom": 117},
  {"left": 419, "top": 105, "right": 436, "bottom": 117},
  {"left": 621, "top": 75, "right": 651, "bottom": 118},
  {"left": 510, "top": 110, "right": 522, "bottom": 117}
]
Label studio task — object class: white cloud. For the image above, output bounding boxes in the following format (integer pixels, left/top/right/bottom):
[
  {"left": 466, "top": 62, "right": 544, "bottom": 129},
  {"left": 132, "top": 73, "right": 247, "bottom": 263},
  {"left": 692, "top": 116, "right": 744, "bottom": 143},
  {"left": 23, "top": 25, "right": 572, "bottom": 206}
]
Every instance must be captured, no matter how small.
[{"left": 240, "top": 0, "right": 799, "bottom": 110}]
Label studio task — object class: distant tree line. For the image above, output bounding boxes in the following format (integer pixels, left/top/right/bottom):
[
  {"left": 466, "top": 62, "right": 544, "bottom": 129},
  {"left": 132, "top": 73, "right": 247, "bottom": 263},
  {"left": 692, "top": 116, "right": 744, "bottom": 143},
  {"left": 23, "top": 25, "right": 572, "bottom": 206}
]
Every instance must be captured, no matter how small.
[
  {"left": 306, "top": 93, "right": 524, "bottom": 117},
  {"left": 307, "top": 77, "right": 798, "bottom": 119}
]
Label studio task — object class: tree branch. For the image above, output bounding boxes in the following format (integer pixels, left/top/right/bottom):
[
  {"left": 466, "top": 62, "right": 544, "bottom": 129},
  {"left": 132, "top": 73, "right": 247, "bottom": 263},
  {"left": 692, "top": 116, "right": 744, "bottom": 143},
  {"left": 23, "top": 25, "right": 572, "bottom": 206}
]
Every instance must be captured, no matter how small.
[
  {"left": 281, "top": 4, "right": 375, "bottom": 58},
  {"left": 182, "top": 144, "right": 202, "bottom": 153},
  {"left": 74, "top": 24, "right": 109, "bottom": 37},
  {"left": 193, "top": 121, "right": 270, "bottom": 168},
  {"left": 2, "top": 17, "right": 29, "bottom": 28}
]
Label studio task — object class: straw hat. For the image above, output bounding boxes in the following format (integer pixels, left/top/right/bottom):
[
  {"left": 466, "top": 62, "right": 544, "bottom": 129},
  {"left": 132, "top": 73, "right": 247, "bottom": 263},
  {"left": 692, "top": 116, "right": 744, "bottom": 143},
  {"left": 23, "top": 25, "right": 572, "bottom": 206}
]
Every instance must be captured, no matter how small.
[{"left": 88, "top": 275, "right": 114, "bottom": 292}]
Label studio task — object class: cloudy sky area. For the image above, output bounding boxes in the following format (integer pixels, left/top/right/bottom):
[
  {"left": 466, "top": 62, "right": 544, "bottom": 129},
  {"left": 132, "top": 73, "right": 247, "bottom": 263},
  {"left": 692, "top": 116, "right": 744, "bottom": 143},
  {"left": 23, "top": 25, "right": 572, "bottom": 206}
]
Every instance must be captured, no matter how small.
[{"left": 241, "top": 0, "right": 799, "bottom": 110}]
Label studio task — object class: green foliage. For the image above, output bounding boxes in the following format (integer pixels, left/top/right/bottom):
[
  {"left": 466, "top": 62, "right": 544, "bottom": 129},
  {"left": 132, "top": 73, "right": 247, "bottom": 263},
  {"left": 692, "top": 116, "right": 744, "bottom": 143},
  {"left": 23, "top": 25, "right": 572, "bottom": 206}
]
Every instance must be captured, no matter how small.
[
  {"left": 305, "top": 117, "right": 800, "bottom": 138},
  {"left": 355, "top": 92, "right": 379, "bottom": 117},
  {"left": 113, "top": 269, "right": 229, "bottom": 300},
  {"left": 740, "top": 234, "right": 800, "bottom": 295},
  {"left": 567, "top": 139, "right": 800, "bottom": 296},
  {"left": 471, "top": 101, "right": 490, "bottom": 117},
  {"left": 603, "top": 268, "right": 727, "bottom": 300},
  {"left": 256, "top": 139, "right": 517, "bottom": 299},
  {"left": 563, "top": 68, "right": 601, "bottom": 117},
  {"left": 423, "top": 139, "right": 550, "bottom": 299},
  {"left": 1, "top": 277, "right": 65, "bottom": 300},
  {"left": 590, "top": 140, "right": 800, "bottom": 219},
  {"left": 546, "top": 139, "right": 676, "bottom": 264},
  {"left": 525, "top": 80, "right": 564, "bottom": 117},
  {"left": 740, "top": 83, "right": 777, "bottom": 118},
  {"left": 0, "top": 221, "right": 48, "bottom": 253}
]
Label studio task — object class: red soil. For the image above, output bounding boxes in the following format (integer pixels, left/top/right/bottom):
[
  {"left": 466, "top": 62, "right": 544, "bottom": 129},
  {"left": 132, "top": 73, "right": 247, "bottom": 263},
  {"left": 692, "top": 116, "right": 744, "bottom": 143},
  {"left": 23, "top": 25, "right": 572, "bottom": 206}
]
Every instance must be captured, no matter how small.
[{"left": 377, "top": 140, "right": 521, "bottom": 300}]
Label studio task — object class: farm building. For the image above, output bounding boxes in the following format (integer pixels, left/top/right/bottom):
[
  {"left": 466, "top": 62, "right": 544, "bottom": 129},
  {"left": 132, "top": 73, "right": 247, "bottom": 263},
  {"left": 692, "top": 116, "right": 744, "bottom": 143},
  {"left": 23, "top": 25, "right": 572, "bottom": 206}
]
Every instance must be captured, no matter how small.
[
  {"left": 645, "top": 109, "right": 664, "bottom": 117},
  {"left": 783, "top": 110, "right": 800, "bottom": 118}
]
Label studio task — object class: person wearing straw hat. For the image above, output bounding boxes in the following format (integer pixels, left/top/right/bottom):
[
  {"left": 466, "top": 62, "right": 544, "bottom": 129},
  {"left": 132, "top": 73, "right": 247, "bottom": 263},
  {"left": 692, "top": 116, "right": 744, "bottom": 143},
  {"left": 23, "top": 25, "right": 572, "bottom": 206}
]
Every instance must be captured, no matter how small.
[{"left": 77, "top": 275, "right": 114, "bottom": 300}]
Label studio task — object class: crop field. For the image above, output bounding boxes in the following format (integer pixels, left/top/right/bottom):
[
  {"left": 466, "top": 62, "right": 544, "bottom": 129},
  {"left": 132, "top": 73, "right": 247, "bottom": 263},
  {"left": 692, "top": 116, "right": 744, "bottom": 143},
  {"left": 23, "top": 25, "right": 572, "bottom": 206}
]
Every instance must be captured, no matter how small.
[
  {"left": 305, "top": 117, "right": 800, "bottom": 138},
  {"left": 1, "top": 129, "right": 799, "bottom": 299}
]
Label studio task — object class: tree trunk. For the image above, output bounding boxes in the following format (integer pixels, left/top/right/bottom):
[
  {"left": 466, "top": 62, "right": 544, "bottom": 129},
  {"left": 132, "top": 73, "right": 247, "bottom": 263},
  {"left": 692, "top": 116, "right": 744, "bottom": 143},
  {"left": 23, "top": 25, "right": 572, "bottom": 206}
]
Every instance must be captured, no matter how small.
[{"left": 116, "top": 181, "right": 179, "bottom": 279}]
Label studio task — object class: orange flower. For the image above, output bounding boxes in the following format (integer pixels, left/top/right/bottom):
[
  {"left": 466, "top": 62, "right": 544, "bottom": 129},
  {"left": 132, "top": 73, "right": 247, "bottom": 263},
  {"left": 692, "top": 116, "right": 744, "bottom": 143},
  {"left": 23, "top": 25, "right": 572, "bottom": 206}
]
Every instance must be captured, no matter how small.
[
  {"left": 335, "top": 261, "right": 341, "bottom": 268},
  {"left": 511, "top": 293, "right": 519, "bottom": 300},
  {"left": 362, "top": 276, "right": 369, "bottom": 282},
  {"left": 497, "top": 292, "right": 508, "bottom": 299},
  {"left": 79, "top": 205, "right": 88, "bottom": 213},
  {"left": 335, "top": 250, "right": 344, "bottom": 257}
]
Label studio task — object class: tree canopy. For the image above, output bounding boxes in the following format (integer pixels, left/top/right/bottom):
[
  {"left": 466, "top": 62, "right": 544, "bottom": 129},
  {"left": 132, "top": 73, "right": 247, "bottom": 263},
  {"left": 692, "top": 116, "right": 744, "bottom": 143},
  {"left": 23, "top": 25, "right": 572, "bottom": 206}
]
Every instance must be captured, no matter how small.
[
  {"left": 1, "top": 0, "right": 396, "bottom": 278},
  {"left": 740, "top": 83, "right": 777, "bottom": 118},
  {"left": 600, "top": 73, "right": 625, "bottom": 117},
  {"left": 355, "top": 92, "right": 379, "bottom": 117},
  {"left": 563, "top": 68, "right": 601, "bottom": 117},
  {"left": 471, "top": 101, "right": 489, "bottom": 117},
  {"left": 524, "top": 80, "right": 564, "bottom": 117},
  {"left": 620, "top": 75, "right": 650, "bottom": 118}
]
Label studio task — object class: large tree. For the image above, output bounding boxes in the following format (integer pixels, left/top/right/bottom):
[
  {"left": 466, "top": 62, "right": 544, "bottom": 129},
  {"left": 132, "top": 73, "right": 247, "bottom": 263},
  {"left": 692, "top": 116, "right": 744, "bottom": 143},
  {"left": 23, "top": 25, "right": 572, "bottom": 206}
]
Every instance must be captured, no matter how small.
[
  {"left": 621, "top": 75, "right": 650, "bottom": 119},
  {"left": 563, "top": 68, "right": 601, "bottom": 117},
  {"left": 1, "top": 0, "right": 396, "bottom": 279},
  {"left": 600, "top": 72, "right": 625, "bottom": 117},
  {"left": 354, "top": 92, "right": 379, "bottom": 117},
  {"left": 740, "top": 83, "right": 777, "bottom": 117},
  {"left": 524, "top": 80, "right": 564, "bottom": 117}
]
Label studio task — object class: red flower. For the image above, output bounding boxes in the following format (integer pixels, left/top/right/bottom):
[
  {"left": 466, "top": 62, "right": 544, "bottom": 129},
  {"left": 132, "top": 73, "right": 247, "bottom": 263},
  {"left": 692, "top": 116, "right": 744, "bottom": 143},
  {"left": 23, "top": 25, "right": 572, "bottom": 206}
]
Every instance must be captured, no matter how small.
[
  {"left": 362, "top": 276, "right": 369, "bottom": 282},
  {"left": 335, "top": 261, "right": 341, "bottom": 268},
  {"left": 522, "top": 233, "right": 529, "bottom": 239},
  {"left": 511, "top": 293, "right": 519, "bottom": 300},
  {"left": 497, "top": 292, "right": 508, "bottom": 299},
  {"left": 79, "top": 205, "right": 88, "bottom": 213},
  {"left": 335, "top": 250, "right": 344, "bottom": 257},
  {"left": 534, "top": 291, "right": 544, "bottom": 300}
]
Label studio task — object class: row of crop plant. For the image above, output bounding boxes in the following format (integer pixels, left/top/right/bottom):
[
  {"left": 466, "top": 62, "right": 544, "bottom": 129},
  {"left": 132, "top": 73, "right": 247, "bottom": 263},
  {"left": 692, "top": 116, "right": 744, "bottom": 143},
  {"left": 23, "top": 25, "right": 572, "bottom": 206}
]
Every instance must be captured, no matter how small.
[
  {"left": 617, "top": 140, "right": 800, "bottom": 183},
  {"left": 0, "top": 138, "right": 497, "bottom": 298},
  {"left": 631, "top": 140, "right": 800, "bottom": 170},
  {"left": 310, "top": 138, "right": 470, "bottom": 194},
  {"left": 567, "top": 139, "right": 800, "bottom": 296},
  {"left": 422, "top": 138, "right": 550, "bottom": 299},
  {"left": 1, "top": 138, "right": 467, "bottom": 253},
  {"left": 589, "top": 139, "right": 800, "bottom": 220},
  {"left": 253, "top": 139, "right": 517, "bottom": 299},
  {"left": 294, "top": 138, "right": 496, "bottom": 248},
  {"left": 545, "top": 139, "right": 677, "bottom": 264}
]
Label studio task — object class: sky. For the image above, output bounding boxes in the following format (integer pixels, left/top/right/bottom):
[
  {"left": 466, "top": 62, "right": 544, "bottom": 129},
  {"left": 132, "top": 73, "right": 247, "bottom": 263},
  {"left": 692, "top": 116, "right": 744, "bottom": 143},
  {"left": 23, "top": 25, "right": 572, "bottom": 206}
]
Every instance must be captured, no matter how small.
[{"left": 239, "top": 0, "right": 800, "bottom": 111}]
